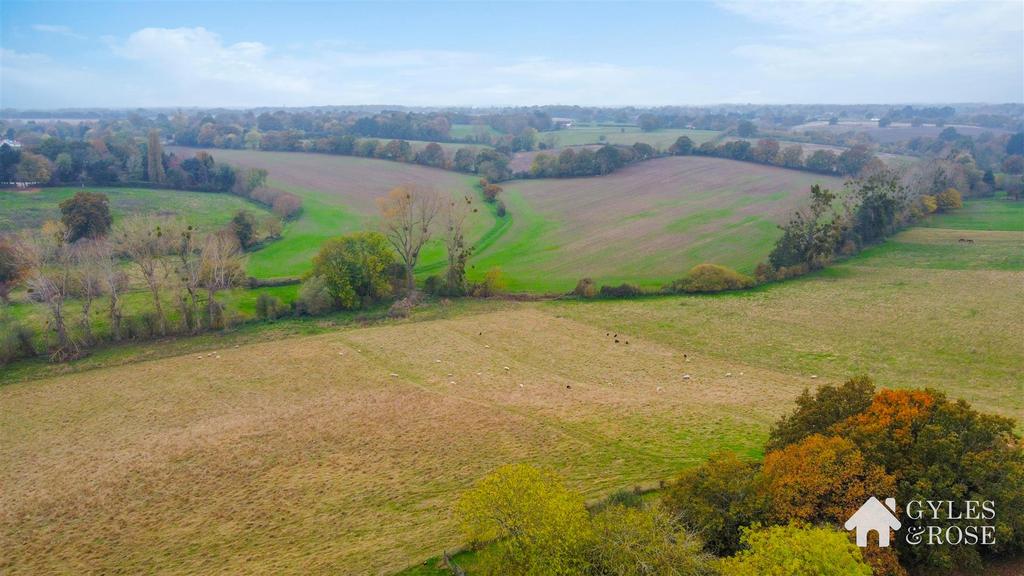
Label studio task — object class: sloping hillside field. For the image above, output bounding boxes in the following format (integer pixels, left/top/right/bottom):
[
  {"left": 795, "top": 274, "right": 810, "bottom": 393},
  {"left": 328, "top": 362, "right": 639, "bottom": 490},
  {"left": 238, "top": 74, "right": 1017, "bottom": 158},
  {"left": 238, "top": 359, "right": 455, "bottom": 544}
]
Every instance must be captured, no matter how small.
[
  {"left": 481, "top": 157, "right": 846, "bottom": 290},
  {"left": 2, "top": 200, "right": 1020, "bottom": 575},
  {"left": 190, "top": 149, "right": 846, "bottom": 291},
  {"left": 173, "top": 148, "right": 490, "bottom": 279}
]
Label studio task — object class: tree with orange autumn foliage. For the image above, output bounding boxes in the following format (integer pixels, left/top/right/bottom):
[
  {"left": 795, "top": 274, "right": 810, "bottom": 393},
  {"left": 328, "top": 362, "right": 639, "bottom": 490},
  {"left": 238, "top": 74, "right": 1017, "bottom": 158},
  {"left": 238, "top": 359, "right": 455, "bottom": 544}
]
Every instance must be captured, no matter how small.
[
  {"left": 762, "top": 434, "right": 896, "bottom": 526},
  {"left": 832, "top": 389, "right": 1024, "bottom": 572},
  {"left": 762, "top": 434, "right": 906, "bottom": 576},
  {"left": 831, "top": 388, "right": 938, "bottom": 477}
]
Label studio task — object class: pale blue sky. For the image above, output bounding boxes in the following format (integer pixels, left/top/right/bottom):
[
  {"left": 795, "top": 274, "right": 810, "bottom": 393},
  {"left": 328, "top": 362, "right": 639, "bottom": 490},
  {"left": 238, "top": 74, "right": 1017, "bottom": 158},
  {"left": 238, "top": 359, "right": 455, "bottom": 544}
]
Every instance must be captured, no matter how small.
[{"left": 2, "top": 1, "right": 1022, "bottom": 108}]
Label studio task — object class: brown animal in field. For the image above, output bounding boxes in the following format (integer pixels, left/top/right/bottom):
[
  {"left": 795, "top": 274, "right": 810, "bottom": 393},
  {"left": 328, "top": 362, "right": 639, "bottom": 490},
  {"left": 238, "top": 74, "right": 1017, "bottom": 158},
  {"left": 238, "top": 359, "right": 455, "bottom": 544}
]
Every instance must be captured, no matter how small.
[{"left": 958, "top": 238, "right": 974, "bottom": 244}]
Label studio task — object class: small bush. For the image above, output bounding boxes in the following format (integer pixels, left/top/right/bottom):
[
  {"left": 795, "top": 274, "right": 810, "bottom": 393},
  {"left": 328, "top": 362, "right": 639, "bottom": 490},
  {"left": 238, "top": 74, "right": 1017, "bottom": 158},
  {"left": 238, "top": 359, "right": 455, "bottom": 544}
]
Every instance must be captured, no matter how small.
[
  {"left": 255, "top": 293, "right": 286, "bottom": 320},
  {"left": 753, "top": 262, "right": 774, "bottom": 283},
  {"left": 599, "top": 283, "right": 643, "bottom": 298},
  {"left": 297, "top": 275, "right": 334, "bottom": 316},
  {"left": 935, "top": 187, "right": 963, "bottom": 212},
  {"left": 573, "top": 277, "right": 598, "bottom": 298},
  {"left": 1, "top": 323, "right": 37, "bottom": 364},
  {"left": 774, "top": 263, "right": 809, "bottom": 280},
  {"left": 495, "top": 199, "right": 507, "bottom": 217},
  {"left": 388, "top": 297, "right": 413, "bottom": 318},
  {"left": 471, "top": 267, "right": 507, "bottom": 297},
  {"left": 423, "top": 274, "right": 443, "bottom": 295},
  {"left": 670, "top": 263, "right": 754, "bottom": 293},
  {"left": 593, "top": 488, "right": 644, "bottom": 512}
]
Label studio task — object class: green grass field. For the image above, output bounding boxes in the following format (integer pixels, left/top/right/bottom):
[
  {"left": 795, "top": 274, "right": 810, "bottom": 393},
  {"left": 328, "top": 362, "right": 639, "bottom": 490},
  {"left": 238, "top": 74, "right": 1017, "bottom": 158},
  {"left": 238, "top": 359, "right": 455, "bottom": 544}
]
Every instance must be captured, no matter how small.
[
  {"left": 448, "top": 123, "right": 501, "bottom": 140},
  {"left": 2, "top": 199, "right": 1019, "bottom": 575},
  {"left": 0, "top": 186, "right": 271, "bottom": 233},
  {"left": 920, "top": 198, "right": 1024, "bottom": 231},
  {"left": 545, "top": 125, "right": 720, "bottom": 149}
]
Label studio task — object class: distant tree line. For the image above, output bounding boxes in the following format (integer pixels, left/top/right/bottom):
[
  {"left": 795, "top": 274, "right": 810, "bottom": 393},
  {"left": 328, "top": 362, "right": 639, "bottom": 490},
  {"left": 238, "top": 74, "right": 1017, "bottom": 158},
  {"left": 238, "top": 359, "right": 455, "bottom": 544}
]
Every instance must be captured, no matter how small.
[{"left": 0, "top": 129, "right": 303, "bottom": 219}]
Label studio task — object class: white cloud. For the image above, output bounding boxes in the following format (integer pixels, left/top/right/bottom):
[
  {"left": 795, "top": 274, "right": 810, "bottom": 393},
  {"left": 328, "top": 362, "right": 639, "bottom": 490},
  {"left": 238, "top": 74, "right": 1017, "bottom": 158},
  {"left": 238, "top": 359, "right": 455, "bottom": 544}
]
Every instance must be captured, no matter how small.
[
  {"left": 91, "top": 26, "right": 668, "bottom": 107},
  {"left": 720, "top": 0, "right": 1023, "bottom": 102},
  {"left": 31, "top": 24, "right": 86, "bottom": 40}
]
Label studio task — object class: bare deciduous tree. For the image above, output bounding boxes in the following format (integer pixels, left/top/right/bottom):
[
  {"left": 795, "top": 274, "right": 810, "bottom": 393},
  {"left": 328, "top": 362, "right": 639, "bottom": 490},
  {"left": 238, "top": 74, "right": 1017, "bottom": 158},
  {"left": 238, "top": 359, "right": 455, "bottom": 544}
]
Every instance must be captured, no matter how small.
[
  {"left": 200, "top": 230, "right": 244, "bottom": 329},
  {"left": 444, "top": 194, "right": 475, "bottom": 294},
  {"left": 377, "top": 184, "right": 442, "bottom": 292},
  {"left": 95, "top": 239, "right": 128, "bottom": 341},
  {"left": 71, "top": 240, "right": 105, "bottom": 345},
  {"left": 174, "top": 224, "right": 203, "bottom": 334},
  {"left": 20, "top": 224, "right": 79, "bottom": 361},
  {"left": 117, "top": 217, "right": 172, "bottom": 335}
]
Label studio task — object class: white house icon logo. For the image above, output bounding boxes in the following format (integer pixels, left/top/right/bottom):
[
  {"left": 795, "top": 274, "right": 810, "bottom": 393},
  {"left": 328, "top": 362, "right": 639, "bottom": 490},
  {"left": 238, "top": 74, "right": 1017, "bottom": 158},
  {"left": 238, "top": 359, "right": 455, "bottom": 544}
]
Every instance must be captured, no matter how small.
[{"left": 845, "top": 497, "right": 901, "bottom": 547}]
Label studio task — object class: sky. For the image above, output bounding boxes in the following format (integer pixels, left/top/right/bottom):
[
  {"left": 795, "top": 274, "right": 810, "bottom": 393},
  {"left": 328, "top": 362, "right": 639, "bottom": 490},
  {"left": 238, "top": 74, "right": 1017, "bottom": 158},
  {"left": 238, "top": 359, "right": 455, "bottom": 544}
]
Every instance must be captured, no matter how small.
[{"left": 1, "top": 0, "right": 1022, "bottom": 109}]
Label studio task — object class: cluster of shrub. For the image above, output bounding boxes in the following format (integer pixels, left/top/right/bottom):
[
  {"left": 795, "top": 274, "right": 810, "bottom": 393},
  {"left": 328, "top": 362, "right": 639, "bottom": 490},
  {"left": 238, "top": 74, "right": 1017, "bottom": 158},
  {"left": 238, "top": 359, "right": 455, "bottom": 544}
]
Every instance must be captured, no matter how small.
[
  {"left": 455, "top": 376, "right": 1024, "bottom": 575},
  {"left": 0, "top": 191, "right": 280, "bottom": 364},
  {"left": 758, "top": 170, "right": 962, "bottom": 281},
  {"left": 572, "top": 263, "right": 756, "bottom": 301},
  {"left": 279, "top": 232, "right": 509, "bottom": 322},
  {"left": 668, "top": 134, "right": 882, "bottom": 177},
  {"left": 527, "top": 142, "right": 657, "bottom": 178}
]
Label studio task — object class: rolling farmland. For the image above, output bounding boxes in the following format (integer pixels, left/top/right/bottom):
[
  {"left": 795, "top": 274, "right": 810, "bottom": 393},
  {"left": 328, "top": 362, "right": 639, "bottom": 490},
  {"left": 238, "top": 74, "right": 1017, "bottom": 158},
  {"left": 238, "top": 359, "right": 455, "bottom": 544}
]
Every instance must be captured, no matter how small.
[
  {"left": 474, "top": 156, "right": 846, "bottom": 291},
  {"left": 172, "top": 148, "right": 491, "bottom": 279},
  {"left": 176, "top": 149, "right": 846, "bottom": 291},
  {"left": 3, "top": 200, "right": 1020, "bottom": 575}
]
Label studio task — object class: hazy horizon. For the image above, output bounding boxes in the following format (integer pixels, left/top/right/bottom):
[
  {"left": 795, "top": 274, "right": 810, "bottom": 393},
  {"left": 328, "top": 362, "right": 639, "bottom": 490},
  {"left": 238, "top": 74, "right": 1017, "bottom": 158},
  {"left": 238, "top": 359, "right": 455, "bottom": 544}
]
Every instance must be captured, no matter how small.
[{"left": 2, "top": 0, "right": 1022, "bottom": 109}]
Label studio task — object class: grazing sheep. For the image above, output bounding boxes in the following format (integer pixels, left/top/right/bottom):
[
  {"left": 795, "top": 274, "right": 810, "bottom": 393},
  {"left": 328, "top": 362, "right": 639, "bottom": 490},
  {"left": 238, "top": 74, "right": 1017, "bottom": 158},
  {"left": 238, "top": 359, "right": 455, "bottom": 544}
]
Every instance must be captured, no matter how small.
[
  {"left": 683, "top": 374, "right": 691, "bottom": 380},
  {"left": 390, "top": 373, "right": 399, "bottom": 377},
  {"left": 725, "top": 372, "right": 732, "bottom": 377},
  {"left": 503, "top": 366, "right": 510, "bottom": 371},
  {"left": 811, "top": 374, "right": 818, "bottom": 379}
]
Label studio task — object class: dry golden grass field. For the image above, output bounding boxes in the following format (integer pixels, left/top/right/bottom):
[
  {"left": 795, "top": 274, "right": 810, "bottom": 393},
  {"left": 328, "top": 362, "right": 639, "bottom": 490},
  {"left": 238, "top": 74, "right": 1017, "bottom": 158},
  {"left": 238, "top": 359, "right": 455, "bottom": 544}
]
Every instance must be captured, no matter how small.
[{"left": 1, "top": 206, "right": 1022, "bottom": 575}]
